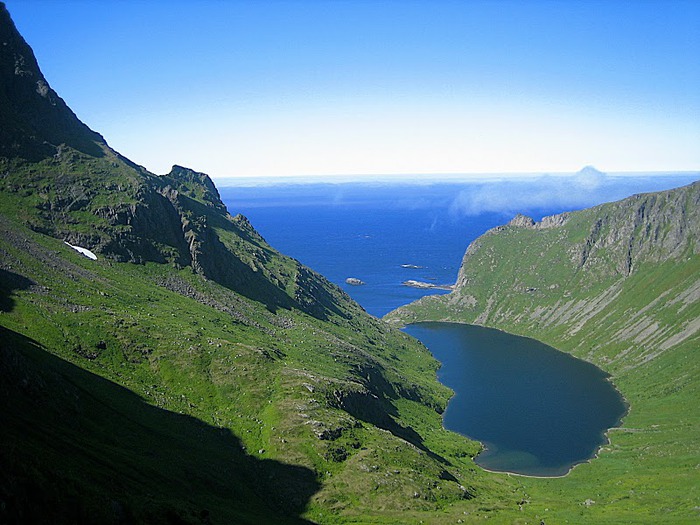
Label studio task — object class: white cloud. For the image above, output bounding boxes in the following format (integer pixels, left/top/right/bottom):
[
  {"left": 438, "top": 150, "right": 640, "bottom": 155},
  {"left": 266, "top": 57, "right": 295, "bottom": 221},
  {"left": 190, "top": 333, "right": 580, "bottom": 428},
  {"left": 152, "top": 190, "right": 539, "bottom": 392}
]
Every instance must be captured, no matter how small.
[{"left": 448, "top": 167, "right": 614, "bottom": 216}]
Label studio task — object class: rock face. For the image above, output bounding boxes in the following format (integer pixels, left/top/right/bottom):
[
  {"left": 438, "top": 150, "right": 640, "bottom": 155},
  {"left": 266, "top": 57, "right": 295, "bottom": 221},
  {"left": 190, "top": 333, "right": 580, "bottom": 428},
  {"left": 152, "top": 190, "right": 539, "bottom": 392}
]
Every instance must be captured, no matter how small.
[
  {"left": 164, "top": 164, "right": 227, "bottom": 213},
  {"left": 507, "top": 213, "right": 535, "bottom": 228},
  {"left": 570, "top": 188, "right": 699, "bottom": 274},
  {"left": 455, "top": 183, "right": 699, "bottom": 291},
  {"left": 0, "top": 3, "right": 105, "bottom": 160},
  {"left": 507, "top": 212, "right": 570, "bottom": 230}
]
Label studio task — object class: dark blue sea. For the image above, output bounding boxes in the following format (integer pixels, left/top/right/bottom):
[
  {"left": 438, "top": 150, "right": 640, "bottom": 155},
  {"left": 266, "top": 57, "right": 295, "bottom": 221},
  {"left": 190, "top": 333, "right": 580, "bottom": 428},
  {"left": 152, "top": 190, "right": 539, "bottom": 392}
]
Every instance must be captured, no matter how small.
[
  {"left": 223, "top": 183, "right": 499, "bottom": 317},
  {"left": 219, "top": 174, "right": 697, "bottom": 317}
]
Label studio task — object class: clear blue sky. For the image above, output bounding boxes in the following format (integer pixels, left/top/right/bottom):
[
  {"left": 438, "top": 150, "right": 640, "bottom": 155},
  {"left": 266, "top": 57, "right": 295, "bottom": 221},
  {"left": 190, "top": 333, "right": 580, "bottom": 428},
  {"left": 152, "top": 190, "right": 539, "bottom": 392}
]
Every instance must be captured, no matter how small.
[{"left": 6, "top": 0, "right": 700, "bottom": 179}]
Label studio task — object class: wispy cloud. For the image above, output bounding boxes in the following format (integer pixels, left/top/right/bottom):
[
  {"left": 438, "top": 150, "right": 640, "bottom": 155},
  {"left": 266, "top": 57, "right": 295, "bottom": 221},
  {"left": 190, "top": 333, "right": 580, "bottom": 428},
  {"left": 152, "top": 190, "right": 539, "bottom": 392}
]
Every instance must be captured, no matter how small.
[{"left": 448, "top": 168, "right": 698, "bottom": 217}]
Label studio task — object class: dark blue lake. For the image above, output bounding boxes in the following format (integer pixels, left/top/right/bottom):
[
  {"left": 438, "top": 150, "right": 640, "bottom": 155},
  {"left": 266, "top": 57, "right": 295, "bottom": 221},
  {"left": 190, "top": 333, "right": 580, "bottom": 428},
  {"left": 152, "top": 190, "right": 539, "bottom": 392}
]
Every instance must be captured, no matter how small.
[{"left": 403, "top": 322, "right": 627, "bottom": 476}]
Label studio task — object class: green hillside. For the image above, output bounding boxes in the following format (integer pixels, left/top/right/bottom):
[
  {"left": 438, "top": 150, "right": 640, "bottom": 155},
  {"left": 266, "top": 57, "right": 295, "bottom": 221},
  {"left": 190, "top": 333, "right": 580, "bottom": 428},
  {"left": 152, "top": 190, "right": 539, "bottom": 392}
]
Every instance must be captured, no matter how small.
[
  {"left": 3, "top": 1, "right": 698, "bottom": 522},
  {"left": 0, "top": 4, "right": 528, "bottom": 523},
  {"left": 387, "top": 182, "right": 700, "bottom": 522},
  {"left": 1, "top": 214, "right": 517, "bottom": 524}
]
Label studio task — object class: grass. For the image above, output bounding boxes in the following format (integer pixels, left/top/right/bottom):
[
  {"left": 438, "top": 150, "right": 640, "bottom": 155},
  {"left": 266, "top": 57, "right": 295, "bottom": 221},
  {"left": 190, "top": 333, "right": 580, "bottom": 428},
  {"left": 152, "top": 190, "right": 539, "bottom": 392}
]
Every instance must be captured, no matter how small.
[
  {"left": 3, "top": 175, "right": 698, "bottom": 522},
  {"left": 0, "top": 203, "right": 529, "bottom": 523}
]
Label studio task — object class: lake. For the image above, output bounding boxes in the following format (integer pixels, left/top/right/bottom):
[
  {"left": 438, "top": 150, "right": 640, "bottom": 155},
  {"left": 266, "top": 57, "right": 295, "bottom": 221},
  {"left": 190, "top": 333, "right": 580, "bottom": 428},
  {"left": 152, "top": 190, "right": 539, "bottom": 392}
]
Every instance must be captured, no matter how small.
[{"left": 403, "top": 322, "right": 627, "bottom": 477}]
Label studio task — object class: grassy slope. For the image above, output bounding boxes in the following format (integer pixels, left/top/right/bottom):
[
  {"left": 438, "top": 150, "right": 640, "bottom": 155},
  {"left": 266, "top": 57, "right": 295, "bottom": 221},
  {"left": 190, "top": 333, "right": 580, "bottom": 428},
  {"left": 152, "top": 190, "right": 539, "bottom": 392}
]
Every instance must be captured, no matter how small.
[
  {"left": 4, "top": 3, "right": 696, "bottom": 520},
  {"left": 1, "top": 5, "right": 533, "bottom": 518},
  {"left": 4, "top": 145, "right": 694, "bottom": 525},
  {"left": 0, "top": 168, "right": 530, "bottom": 524},
  {"left": 387, "top": 183, "right": 700, "bottom": 523}
]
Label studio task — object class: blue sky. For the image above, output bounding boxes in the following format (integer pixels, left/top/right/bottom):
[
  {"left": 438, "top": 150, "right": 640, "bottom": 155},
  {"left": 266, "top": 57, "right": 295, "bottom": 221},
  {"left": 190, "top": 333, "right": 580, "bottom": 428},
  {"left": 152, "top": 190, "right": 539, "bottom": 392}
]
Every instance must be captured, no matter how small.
[{"left": 6, "top": 0, "right": 700, "bottom": 179}]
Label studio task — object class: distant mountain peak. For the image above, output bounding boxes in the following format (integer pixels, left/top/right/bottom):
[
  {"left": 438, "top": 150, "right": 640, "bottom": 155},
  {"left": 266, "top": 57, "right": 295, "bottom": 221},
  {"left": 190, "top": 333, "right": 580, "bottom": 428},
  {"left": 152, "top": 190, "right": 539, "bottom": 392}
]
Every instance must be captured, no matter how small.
[
  {"left": 577, "top": 165, "right": 605, "bottom": 177},
  {"left": 575, "top": 165, "right": 606, "bottom": 190}
]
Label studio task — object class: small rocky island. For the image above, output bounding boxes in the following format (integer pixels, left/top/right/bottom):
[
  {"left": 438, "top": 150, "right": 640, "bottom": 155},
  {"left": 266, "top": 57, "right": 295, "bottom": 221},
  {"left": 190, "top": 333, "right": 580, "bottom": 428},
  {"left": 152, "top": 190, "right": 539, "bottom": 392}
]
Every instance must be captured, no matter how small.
[
  {"left": 345, "top": 277, "right": 366, "bottom": 286},
  {"left": 402, "top": 280, "right": 454, "bottom": 291}
]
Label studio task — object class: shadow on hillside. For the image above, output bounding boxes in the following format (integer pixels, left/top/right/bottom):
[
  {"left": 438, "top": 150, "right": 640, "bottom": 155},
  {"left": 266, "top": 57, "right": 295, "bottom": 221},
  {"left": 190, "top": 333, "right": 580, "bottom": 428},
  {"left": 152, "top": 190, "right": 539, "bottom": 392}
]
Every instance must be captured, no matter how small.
[
  {"left": 0, "top": 268, "right": 35, "bottom": 312},
  {"left": 0, "top": 327, "right": 319, "bottom": 525},
  {"left": 332, "top": 362, "right": 452, "bottom": 468}
]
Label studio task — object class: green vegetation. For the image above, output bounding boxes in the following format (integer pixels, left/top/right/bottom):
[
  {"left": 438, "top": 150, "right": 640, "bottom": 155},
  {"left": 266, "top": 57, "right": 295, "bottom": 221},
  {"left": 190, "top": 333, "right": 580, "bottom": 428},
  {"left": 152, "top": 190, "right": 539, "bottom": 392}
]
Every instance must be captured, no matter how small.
[
  {"left": 2, "top": 5, "right": 525, "bottom": 520},
  {"left": 0, "top": 181, "right": 528, "bottom": 524},
  {"left": 0, "top": 2, "right": 531, "bottom": 520},
  {"left": 388, "top": 182, "right": 700, "bottom": 523},
  {"left": 2, "top": 2, "right": 698, "bottom": 522}
]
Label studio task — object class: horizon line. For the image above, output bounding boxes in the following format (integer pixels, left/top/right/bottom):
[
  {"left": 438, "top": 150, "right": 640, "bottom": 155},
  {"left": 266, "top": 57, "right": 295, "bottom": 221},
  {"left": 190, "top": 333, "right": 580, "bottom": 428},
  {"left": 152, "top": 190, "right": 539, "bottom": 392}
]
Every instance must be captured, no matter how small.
[{"left": 211, "top": 169, "right": 700, "bottom": 186}]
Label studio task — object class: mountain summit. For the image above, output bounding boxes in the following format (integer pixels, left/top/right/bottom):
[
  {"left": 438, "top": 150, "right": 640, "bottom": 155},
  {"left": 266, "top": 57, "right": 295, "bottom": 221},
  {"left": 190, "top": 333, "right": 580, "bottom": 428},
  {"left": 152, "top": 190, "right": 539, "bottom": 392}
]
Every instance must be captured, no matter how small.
[{"left": 0, "top": 3, "right": 106, "bottom": 160}]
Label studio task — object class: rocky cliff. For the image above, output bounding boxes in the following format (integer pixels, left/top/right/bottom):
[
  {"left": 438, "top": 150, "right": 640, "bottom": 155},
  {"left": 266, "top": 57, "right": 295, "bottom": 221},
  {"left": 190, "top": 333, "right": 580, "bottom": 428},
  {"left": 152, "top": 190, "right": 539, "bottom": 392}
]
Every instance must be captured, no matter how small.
[{"left": 0, "top": 3, "right": 105, "bottom": 160}]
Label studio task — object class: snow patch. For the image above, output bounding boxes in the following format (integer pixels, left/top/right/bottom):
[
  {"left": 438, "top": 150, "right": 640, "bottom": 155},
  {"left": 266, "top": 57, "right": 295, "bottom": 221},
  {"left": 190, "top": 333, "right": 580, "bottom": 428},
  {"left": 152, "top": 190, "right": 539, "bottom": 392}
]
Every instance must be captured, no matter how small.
[{"left": 64, "top": 242, "right": 97, "bottom": 260}]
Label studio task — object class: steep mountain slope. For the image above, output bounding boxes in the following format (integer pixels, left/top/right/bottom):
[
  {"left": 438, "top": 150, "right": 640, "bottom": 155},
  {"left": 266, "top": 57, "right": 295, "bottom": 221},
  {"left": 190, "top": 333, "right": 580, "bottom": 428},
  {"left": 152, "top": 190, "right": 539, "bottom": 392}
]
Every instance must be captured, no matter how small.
[
  {"left": 388, "top": 181, "right": 700, "bottom": 522},
  {"left": 0, "top": 2, "right": 355, "bottom": 321},
  {"left": 388, "top": 182, "right": 699, "bottom": 367},
  {"left": 0, "top": 2, "right": 105, "bottom": 161},
  {"left": 0, "top": 4, "right": 527, "bottom": 524}
]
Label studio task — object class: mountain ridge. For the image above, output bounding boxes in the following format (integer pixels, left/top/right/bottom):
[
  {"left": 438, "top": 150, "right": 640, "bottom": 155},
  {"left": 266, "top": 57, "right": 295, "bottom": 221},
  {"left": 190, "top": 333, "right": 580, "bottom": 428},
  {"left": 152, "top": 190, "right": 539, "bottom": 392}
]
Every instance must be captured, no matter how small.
[
  {"left": 0, "top": 5, "right": 523, "bottom": 523},
  {"left": 0, "top": 2, "right": 106, "bottom": 160}
]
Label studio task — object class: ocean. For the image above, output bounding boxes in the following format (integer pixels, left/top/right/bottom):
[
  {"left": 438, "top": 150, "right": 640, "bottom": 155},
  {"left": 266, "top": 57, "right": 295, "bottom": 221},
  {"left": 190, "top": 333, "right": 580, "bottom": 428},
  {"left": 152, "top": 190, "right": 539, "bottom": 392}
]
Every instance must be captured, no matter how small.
[
  {"left": 221, "top": 183, "right": 510, "bottom": 317},
  {"left": 218, "top": 173, "right": 698, "bottom": 317}
]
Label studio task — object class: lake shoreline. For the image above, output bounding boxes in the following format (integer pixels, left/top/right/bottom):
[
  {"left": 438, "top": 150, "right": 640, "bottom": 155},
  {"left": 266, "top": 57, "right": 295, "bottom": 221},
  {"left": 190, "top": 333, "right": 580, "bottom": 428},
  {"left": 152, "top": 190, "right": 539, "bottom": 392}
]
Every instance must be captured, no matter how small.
[{"left": 404, "top": 320, "right": 629, "bottom": 478}]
